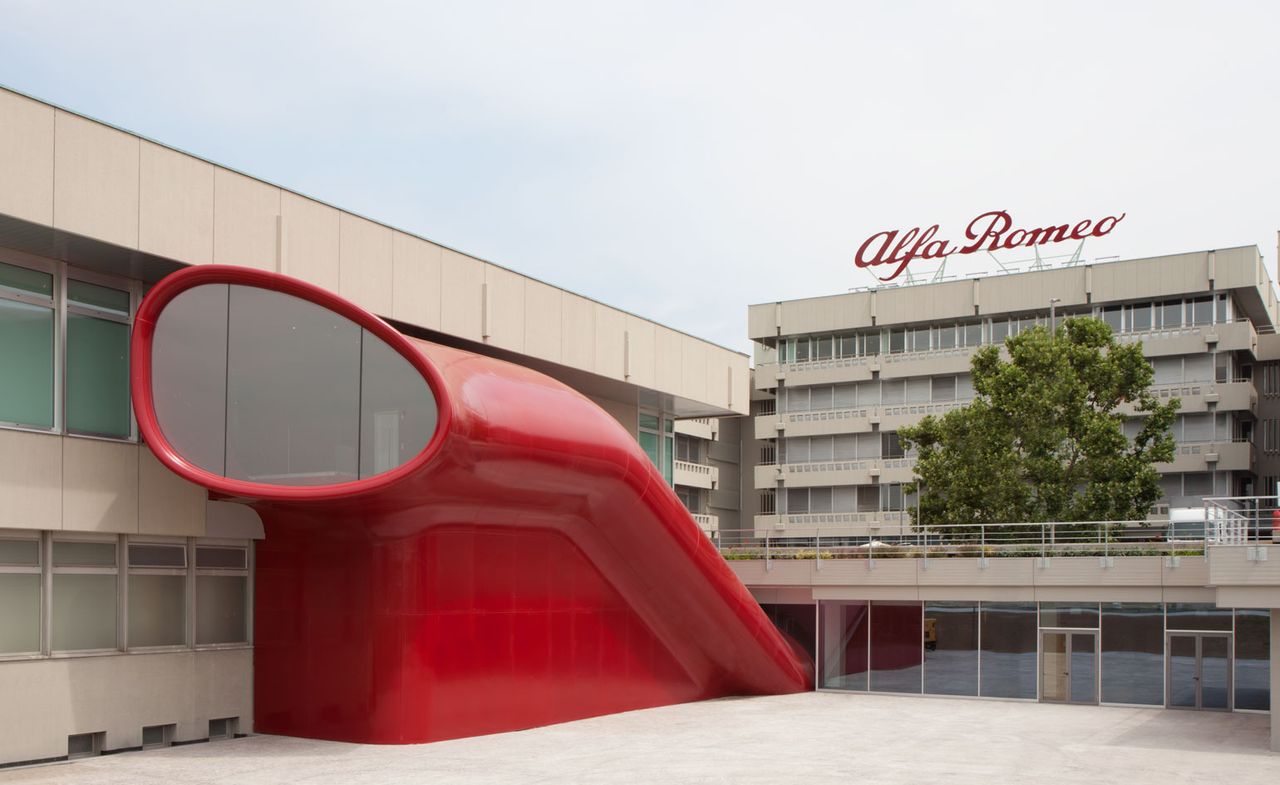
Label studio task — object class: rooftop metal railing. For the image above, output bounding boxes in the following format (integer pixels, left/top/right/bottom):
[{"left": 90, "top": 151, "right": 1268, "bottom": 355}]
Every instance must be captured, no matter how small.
[{"left": 718, "top": 496, "right": 1280, "bottom": 563}]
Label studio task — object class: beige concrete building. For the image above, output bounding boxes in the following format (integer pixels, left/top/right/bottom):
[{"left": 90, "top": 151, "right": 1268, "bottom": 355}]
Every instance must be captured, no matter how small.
[
  {"left": 0, "top": 86, "right": 747, "bottom": 766},
  {"left": 745, "top": 246, "right": 1276, "bottom": 541}
]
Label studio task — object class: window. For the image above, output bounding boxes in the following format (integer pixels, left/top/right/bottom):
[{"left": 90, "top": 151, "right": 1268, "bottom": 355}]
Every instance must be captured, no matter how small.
[
  {"left": 674, "top": 434, "right": 699, "bottom": 463},
  {"left": 794, "top": 338, "right": 810, "bottom": 361},
  {"left": 935, "top": 325, "right": 956, "bottom": 350},
  {"left": 810, "top": 436, "right": 834, "bottom": 462},
  {"left": 66, "top": 279, "right": 132, "bottom": 437},
  {"left": 882, "top": 380, "right": 905, "bottom": 405},
  {"left": 0, "top": 535, "right": 41, "bottom": 655},
  {"left": 786, "top": 387, "right": 809, "bottom": 413},
  {"left": 127, "top": 542, "right": 187, "bottom": 648},
  {"left": 0, "top": 260, "right": 56, "bottom": 429},
  {"left": 931, "top": 376, "right": 956, "bottom": 402},
  {"left": 51, "top": 538, "right": 118, "bottom": 652},
  {"left": 786, "top": 488, "right": 809, "bottom": 514},
  {"left": 815, "top": 336, "right": 833, "bottom": 360},
  {"left": 910, "top": 327, "right": 930, "bottom": 352},
  {"left": 196, "top": 545, "right": 250, "bottom": 646},
  {"left": 905, "top": 378, "right": 930, "bottom": 403},
  {"left": 675, "top": 486, "right": 701, "bottom": 514},
  {"left": 863, "top": 331, "right": 881, "bottom": 356},
  {"left": 1190, "top": 297, "right": 1213, "bottom": 326},
  {"left": 881, "top": 483, "right": 904, "bottom": 511},
  {"left": 888, "top": 329, "right": 905, "bottom": 354},
  {"left": 1101, "top": 305, "right": 1122, "bottom": 333},
  {"left": 1131, "top": 303, "right": 1152, "bottom": 331},
  {"left": 962, "top": 322, "right": 982, "bottom": 347},
  {"left": 810, "top": 386, "right": 833, "bottom": 411},
  {"left": 882, "top": 432, "right": 904, "bottom": 459},
  {"left": 990, "top": 319, "right": 1009, "bottom": 344},
  {"left": 839, "top": 335, "right": 856, "bottom": 358}
]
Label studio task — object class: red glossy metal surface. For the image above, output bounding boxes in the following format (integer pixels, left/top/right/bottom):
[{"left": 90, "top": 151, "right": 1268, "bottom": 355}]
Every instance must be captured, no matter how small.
[{"left": 132, "top": 265, "right": 811, "bottom": 744}]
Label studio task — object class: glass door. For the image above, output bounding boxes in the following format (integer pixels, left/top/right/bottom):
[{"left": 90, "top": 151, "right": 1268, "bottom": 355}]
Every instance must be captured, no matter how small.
[
  {"left": 1166, "top": 632, "right": 1233, "bottom": 711},
  {"left": 1040, "top": 630, "right": 1097, "bottom": 704}
]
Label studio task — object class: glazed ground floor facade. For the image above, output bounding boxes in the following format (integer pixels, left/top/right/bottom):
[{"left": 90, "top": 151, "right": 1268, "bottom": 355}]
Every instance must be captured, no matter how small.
[{"left": 806, "top": 600, "right": 1269, "bottom": 710}]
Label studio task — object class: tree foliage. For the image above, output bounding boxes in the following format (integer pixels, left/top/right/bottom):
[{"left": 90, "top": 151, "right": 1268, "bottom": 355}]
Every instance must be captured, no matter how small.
[{"left": 898, "top": 317, "right": 1178, "bottom": 536}]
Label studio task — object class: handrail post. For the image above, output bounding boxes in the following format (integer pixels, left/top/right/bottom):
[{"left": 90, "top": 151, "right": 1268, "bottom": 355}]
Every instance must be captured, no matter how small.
[
  {"left": 765, "top": 533, "right": 771, "bottom": 569},
  {"left": 816, "top": 531, "right": 821, "bottom": 571}
]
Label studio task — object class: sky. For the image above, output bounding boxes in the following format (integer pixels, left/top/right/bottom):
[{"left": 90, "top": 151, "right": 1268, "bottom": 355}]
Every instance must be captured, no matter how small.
[{"left": 0, "top": 1, "right": 1277, "bottom": 353}]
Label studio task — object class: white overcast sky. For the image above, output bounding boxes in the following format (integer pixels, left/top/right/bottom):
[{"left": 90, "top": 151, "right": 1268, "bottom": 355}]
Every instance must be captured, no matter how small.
[{"left": 1, "top": 1, "right": 1277, "bottom": 352}]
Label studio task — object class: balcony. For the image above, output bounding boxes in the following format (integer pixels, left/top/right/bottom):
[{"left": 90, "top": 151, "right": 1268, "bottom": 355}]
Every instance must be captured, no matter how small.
[
  {"left": 1115, "top": 318, "right": 1255, "bottom": 357},
  {"left": 753, "top": 511, "right": 914, "bottom": 539},
  {"left": 674, "top": 418, "right": 716, "bottom": 440},
  {"left": 690, "top": 513, "right": 719, "bottom": 537},
  {"left": 674, "top": 459, "right": 719, "bottom": 490},
  {"left": 1119, "top": 380, "right": 1255, "bottom": 416},
  {"left": 753, "top": 457, "right": 915, "bottom": 490},
  {"left": 1160, "top": 439, "right": 1252, "bottom": 473}
]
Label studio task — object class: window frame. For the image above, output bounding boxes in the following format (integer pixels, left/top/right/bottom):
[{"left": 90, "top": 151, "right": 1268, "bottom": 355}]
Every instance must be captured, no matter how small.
[
  {"left": 125, "top": 537, "right": 190, "bottom": 652},
  {"left": 48, "top": 533, "right": 121, "bottom": 657},
  {"left": 193, "top": 539, "right": 254, "bottom": 650},
  {"left": 0, "top": 250, "right": 141, "bottom": 442},
  {"left": 0, "top": 529, "right": 43, "bottom": 660}
]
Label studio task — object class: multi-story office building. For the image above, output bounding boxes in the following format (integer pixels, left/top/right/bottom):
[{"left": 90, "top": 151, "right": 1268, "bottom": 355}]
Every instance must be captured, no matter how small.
[
  {"left": 672, "top": 417, "right": 743, "bottom": 538},
  {"left": 730, "top": 247, "right": 1280, "bottom": 747},
  {"left": 0, "top": 86, "right": 753, "bottom": 766},
  {"left": 745, "top": 247, "right": 1275, "bottom": 542}
]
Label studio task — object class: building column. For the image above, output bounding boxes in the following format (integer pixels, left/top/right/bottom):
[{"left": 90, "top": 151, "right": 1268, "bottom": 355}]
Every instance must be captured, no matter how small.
[{"left": 1272, "top": 609, "right": 1280, "bottom": 751}]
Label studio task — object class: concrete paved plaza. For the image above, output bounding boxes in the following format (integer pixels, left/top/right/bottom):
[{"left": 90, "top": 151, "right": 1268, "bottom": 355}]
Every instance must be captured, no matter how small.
[{"left": 2, "top": 692, "right": 1276, "bottom": 785}]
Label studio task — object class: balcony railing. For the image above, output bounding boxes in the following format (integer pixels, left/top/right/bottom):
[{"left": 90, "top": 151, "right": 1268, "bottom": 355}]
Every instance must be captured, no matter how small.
[{"left": 674, "top": 460, "right": 715, "bottom": 477}]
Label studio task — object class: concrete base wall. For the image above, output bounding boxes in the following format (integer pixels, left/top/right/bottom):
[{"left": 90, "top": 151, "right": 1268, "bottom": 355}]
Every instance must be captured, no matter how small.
[{"left": 0, "top": 649, "right": 252, "bottom": 765}]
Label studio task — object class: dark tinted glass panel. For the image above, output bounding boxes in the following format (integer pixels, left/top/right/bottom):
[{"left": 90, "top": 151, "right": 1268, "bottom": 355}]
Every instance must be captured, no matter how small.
[
  {"left": 1166, "top": 603, "right": 1232, "bottom": 631},
  {"left": 991, "top": 320, "right": 1009, "bottom": 344},
  {"left": 819, "top": 601, "right": 868, "bottom": 690},
  {"left": 68, "top": 279, "right": 130, "bottom": 315},
  {"left": 1131, "top": 304, "right": 1152, "bottom": 331},
  {"left": 870, "top": 602, "right": 922, "bottom": 693},
  {"left": 66, "top": 313, "right": 130, "bottom": 437},
  {"left": 1039, "top": 602, "right": 1099, "bottom": 629},
  {"left": 761, "top": 603, "right": 816, "bottom": 663},
  {"left": 128, "top": 543, "right": 186, "bottom": 568},
  {"left": 196, "top": 546, "right": 247, "bottom": 570},
  {"left": 1191, "top": 298, "right": 1213, "bottom": 326},
  {"left": 864, "top": 332, "right": 880, "bottom": 355},
  {"left": 1201, "top": 635, "right": 1231, "bottom": 709},
  {"left": 154, "top": 284, "right": 437, "bottom": 486},
  {"left": 1162, "top": 301, "right": 1183, "bottom": 328},
  {"left": 0, "top": 261, "right": 52, "bottom": 297},
  {"left": 152, "top": 284, "right": 230, "bottom": 476},
  {"left": 359, "top": 330, "right": 437, "bottom": 478},
  {"left": 0, "top": 539, "right": 39, "bottom": 566},
  {"left": 1100, "top": 602, "right": 1163, "bottom": 705},
  {"left": 52, "top": 541, "right": 116, "bottom": 567},
  {"left": 1235, "top": 609, "right": 1270, "bottom": 711},
  {"left": 980, "top": 602, "right": 1037, "bottom": 698},
  {"left": 226, "top": 285, "right": 361, "bottom": 485},
  {"left": 1102, "top": 306, "right": 1122, "bottom": 332},
  {"left": 1070, "top": 633, "right": 1097, "bottom": 703},
  {"left": 923, "top": 601, "right": 978, "bottom": 696}
]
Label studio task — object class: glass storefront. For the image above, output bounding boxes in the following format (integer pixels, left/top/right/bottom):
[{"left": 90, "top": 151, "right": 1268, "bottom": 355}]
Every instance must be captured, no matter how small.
[{"left": 816, "top": 600, "right": 1270, "bottom": 712}]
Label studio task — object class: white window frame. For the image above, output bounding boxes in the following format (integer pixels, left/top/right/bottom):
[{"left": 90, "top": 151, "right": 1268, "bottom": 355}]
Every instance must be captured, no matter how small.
[
  {"left": 124, "top": 537, "right": 190, "bottom": 652},
  {"left": 0, "top": 248, "right": 141, "bottom": 442},
  {"left": 193, "top": 539, "right": 254, "bottom": 650},
  {"left": 0, "top": 529, "right": 44, "bottom": 660},
  {"left": 48, "top": 532, "right": 121, "bottom": 657}
]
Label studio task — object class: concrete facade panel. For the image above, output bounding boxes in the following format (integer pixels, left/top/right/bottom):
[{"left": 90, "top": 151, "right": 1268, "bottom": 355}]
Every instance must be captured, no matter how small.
[
  {"left": 138, "top": 449, "right": 205, "bottom": 537},
  {"left": 561, "top": 292, "right": 596, "bottom": 372},
  {"left": 655, "top": 327, "right": 683, "bottom": 394},
  {"left": 212, "top": 169, "right": 279, "bottom": 271},
  {"left": 280, "top": 191, "right": 340, "bottom": 290},
  {"left": 438, "top": 249, "right": 484, "bottom": 341},
  {"left": 523, "top": 278, "right": 562, "bottom": 362},
  {"left": 338, "top": 213, "right": 393, "bottom": 315},
  {"left": 0, "top": 429, "right": 62, "bottom": 530},
  {"left": 139, "top": 141, "right": 214, "bottom": 265},
  {"left": 624, "top": 315, "right": 656, "bottom": 388},
  {"left": 0, "top": 90, "right": 54, "bottom": 225},
  {"left": 62, "top": 437, "right": 139, "bottom": 534},
  {"left": 593, "top": 304, "right": 626, "bottom": 381},
  {"left": 483, "top": 263, "right": 526, "bottom": 352},
  {"left": 390, "top": 231, "right": 443, "bottom": 329},
  {"left": 53, "top": 111, "right": 140, "bottom": 249}
]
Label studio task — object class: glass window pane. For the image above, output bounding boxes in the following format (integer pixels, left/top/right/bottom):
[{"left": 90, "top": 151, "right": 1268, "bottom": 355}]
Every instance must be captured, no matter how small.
[
  {"left": 931, "top": 376, "right": 956, "bottom": 402},
  {"left": 963, "top": 323, "right": 982, "bottom": 346},
  {"left": 225, "top": 286, "right": 361, "bottom": 485},
  {"left": 67, "top": 314, "right": 131, "bottom": 437},
  {"left": 795, "top": 339, "right": 810, "bottom": 361},
  {"left": 0, "top": 573, "right": 40, "bottom": 653},
  {"left": 129, "top": 543, "right": 186, "bottom": 568},
  {"left": 1162, "top": 301, "right": 1182, "bottom": 328},
  {"left": 68, "top": 279, "right": 130, "bottom": 315},
  {"left": 760, "top": 604, "right": 816, "bottom": 663},
  {"left": 864, "top": 332, "right": 881, "bottom": 355},
  {"left": 1191, "top": 298, "right": 1213, "bottom": 326},
  {"left": 991, "top": 320, "right": 1009, "bottom": 344},
  {"left": 809, "top": 487, "right": 832, "bottom": 513},
  {"left": 833, "top": 385, "right": 855, "bottom": 408},
  {"left": 786, "top": 437, "right": 810, "bottom": 464},
  {"left": 786, "top": 488, "right": 808, "bottom": 514},
  {"left": 151, "top": 284, "right": 230, "bottom": 476},
  {"left": 0, "top": 299, "right": 54, "bottom": 428},
  {"left": 839, "top": 336, "right": 856, "bottom": 358},
  {"left": 809, "top": 437, "right": 833, "bottom": 462},
  {"left": 128, "top": 574, "right": 186, "bottom": 647},
  {"left": 0, "top": 539, "right": 39, "bottom": 566},
  {"left": 358, "top": 329, "right": 437, "bottom": 478},
  {"left": 0, "top": 261, "right": 53, "bottom": 298},
  {"left": 888, "top": 330, "right": 904, "bottom": 354},
  {"left": 870, "top": 602, "right": 922, "bottom": 693},
  {"left": 1131, "top": 304, "right": 1152, "bottom": 331},
  {"left": 882, "top": 380, "right": 905, "bottom": 405},
  {"left": 819, "top": 601, "right": 868, "bottom": 690},
  {"left": 923, "top": 601, "right": 978, "bottom": 696},
  {"left": 979, "top": 602, "right": 1037, "bottom": 698},
  {"left": 1235, "top": 609, "right": 1270, "bottom": 711},
  {"left": 663, "top": 433, "right": 673, "bottom": 484},
  {"left": 1102, "top": 306, "right": 1122, "bottom": 332},
  {"left": 53, "top": 541, "right": 116, "bottom": 567},
  {"left": 639, "top": 431, "right": 660, "bottom": 470},
  {"left": 810, "top": 387, "right": 833, "bottom": 411},
  {"left": 638, "top": 413, "right": 659, "bottom": 430},
  {"left": 910, "top": 328, "right": 930, "bottom": 352},
  {"left": 1165, "top": 602, "right": 1232, "bottom": 631},
  {"left": 815, "top": 337, "right": 833, "bottom": 360},
  {"left": 1100, "top": 603, "right": 1163, "bottom": 705},
  {"left": 1039, "top": 602, "right": 1099, "bottom": 628},
  {"left": 196, "top": 575, "right": 248, "bottom": 644},
  {"left": 52, "top": 573, "right": 117, "bottom": 650},
  {"left": 905, "top": 378, "right": 930, "bottom": 403}
]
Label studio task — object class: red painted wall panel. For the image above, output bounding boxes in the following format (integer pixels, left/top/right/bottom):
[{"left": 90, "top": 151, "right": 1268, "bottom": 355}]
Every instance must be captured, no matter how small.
[{"left": 132, "top": 265, "right": 811, "bottom": 744}]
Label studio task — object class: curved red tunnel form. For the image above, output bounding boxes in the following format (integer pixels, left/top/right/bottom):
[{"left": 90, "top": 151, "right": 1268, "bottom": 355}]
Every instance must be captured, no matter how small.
[{"left": 131, "top": 265, "right": 811, "bottom": 744}]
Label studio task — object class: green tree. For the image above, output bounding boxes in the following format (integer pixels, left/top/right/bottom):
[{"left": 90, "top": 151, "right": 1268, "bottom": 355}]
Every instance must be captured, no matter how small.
[{"left": 898, "top": 317, "right": 1178, "bottom": 540}]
